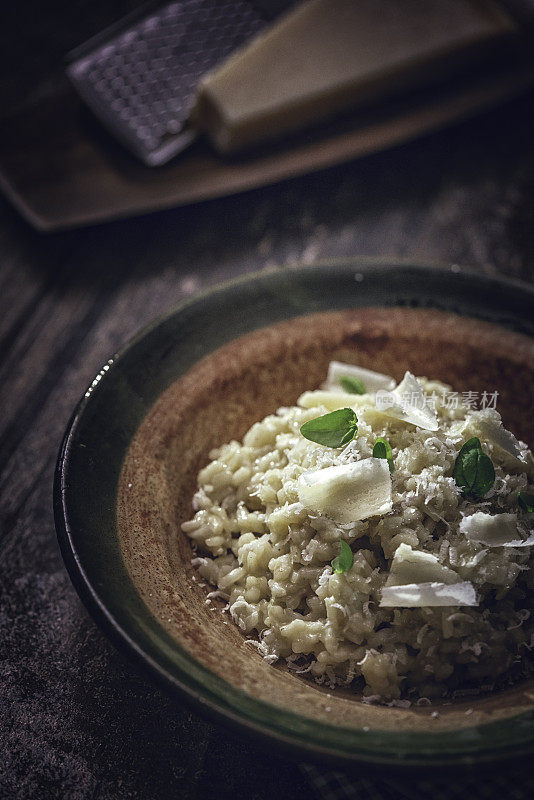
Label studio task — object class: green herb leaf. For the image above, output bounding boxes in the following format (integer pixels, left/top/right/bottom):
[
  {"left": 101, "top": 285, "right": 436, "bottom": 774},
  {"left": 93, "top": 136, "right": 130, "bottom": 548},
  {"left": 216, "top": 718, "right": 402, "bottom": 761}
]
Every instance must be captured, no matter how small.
[
  {"left": 339, "top": 375, "right": 366, "bottom": 395},
  {"left": 373, "top": 437, "right": 394, "bottom": 473},
  {"left": 455, "top": 437, "right": 483, "bottom": 459},
  {"left": 300, "top": 408, "right": 358, "bottom": 448},
  {"left": 518, "top": 491, "right": 534, "bottom": 514},
  {"left": 331, "top": 540, "right": 354, "bottom": 574},
  {"left": 453, "top": 437, "right": 495, "bottom": 499}
]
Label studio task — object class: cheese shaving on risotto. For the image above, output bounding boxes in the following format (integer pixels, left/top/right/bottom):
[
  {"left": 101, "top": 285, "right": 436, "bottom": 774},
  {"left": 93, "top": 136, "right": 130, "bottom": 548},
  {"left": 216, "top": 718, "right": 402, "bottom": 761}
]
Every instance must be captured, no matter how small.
[{"left": 181, "top": 363, "right": 534, "bottom": 700}]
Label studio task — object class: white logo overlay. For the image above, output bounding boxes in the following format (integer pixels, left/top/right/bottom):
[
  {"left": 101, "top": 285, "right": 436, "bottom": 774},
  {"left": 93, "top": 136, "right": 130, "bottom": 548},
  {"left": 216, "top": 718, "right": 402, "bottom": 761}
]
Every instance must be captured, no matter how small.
[{"left": 374, "top": 389, "right": 499, "bottom": 413}]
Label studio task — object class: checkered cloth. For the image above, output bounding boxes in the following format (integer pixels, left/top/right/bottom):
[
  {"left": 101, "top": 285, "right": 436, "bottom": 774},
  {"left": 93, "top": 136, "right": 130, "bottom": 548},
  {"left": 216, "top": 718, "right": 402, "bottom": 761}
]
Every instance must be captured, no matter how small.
[{"left": 301, "top": 762, "right": 534, "bottom": 800}]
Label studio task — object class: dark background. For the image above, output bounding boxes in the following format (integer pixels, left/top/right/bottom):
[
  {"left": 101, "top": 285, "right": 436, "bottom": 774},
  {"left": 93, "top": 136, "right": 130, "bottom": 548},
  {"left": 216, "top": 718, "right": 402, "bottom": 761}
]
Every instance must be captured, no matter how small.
[{"left": 1, "top": 2, "right": 534, "bottom": 798}]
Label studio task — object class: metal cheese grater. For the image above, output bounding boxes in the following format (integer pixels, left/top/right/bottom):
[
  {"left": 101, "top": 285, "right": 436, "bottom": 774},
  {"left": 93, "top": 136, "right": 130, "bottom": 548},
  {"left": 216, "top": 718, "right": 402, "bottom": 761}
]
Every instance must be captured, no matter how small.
[{"left": 67, "top": 1, "right": 286, "bottom": 166}]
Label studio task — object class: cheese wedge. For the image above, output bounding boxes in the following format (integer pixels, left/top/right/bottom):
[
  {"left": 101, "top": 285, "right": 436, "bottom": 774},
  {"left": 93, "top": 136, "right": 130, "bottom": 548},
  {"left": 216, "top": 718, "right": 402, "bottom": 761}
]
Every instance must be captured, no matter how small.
[{"left": 193, "top": 0, "right": 514, "bottom": 153}]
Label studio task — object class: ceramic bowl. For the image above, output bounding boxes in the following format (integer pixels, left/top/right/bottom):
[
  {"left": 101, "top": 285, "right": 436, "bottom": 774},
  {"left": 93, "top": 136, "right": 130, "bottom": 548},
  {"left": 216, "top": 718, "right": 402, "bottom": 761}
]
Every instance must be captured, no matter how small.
[{"left": 55, "top": 260, "right": 534, "bottom": 769}]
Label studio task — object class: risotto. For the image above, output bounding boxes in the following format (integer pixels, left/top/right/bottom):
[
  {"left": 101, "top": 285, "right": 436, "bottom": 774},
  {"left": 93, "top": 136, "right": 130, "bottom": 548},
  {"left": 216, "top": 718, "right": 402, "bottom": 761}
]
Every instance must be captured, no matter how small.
[{"left": 181, "top": 363, "right": 534, "bottom": 701}]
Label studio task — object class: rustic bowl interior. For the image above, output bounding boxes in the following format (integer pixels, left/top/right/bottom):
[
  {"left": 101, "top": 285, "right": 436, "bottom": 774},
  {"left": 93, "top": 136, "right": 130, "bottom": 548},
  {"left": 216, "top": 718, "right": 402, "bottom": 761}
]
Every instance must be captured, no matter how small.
[{"left": 118, "top": 306, "right": 534, "bottom": 741}]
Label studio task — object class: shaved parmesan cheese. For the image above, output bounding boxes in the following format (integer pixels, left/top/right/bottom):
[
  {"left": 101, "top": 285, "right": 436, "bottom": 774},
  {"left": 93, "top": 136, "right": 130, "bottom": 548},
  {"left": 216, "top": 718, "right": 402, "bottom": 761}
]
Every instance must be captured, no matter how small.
[
  {"left": 324, "top": 361, "right": 396, "bottom": 393},
  {"left": 507, "top": 534, "right": 534, "bottom": 548},
  {"left": 386, "top": 543, "right": 459, "bottom": 586},
  {"left": 470, "top": 410, "right": 522, "bottom": 459},
  {"left": 380, "top": 582, "right": 478, "bottom": 608},
  {"left": 460, "top": 512, "right": 534, "bottom": 547},
  {"left": 297, "top": 390, "right": 362, "bottom": 411},
  {"left": 462, "top": 409, "right": 534, "bottom": 477},
  {"left": 297, "top": 458, "right": 392, "bottom": 524},
  {"left": 375, "top": 372, "right": 439, "bottom": 431}
]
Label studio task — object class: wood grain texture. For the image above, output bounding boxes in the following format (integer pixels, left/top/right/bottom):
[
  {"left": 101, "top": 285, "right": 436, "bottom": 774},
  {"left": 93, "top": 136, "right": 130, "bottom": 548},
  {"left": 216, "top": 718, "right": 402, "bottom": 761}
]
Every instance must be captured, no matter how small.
[{"left": 1, "top": 2, "right": 534, "bottom": 796}]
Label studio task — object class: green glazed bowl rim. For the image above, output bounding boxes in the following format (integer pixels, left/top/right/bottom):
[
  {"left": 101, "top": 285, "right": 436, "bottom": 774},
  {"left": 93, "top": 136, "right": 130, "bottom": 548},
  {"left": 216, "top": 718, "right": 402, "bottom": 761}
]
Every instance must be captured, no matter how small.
[{"left": 54, "top": 259, "right": 534, "bottom": 771}]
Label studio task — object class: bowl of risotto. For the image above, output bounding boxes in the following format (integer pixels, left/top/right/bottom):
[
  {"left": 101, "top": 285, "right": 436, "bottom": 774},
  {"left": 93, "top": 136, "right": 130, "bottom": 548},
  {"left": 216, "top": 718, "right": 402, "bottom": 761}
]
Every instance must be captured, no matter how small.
[{"left": 55, "top": 260, "right": 534, "bottom": 769}]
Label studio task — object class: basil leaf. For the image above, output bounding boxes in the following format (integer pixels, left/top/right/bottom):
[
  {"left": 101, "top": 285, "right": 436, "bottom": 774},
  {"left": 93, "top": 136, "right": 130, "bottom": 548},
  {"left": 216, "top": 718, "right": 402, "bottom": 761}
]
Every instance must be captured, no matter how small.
[
  {"left": 471, "top": 453, "right": 495, "bottom": 497},
  {"left": 518, "top": 491, "right": 534, "bottom": 514},
  {"left": 340, "top": 375, "right": 365, "bottom": 395},
  {"left": 460, "top": 448, "right": 480, "bottom": 488},
  {"left": 453, "top": 437, "right": 495, "bottom": 498},
  {"left": 331, "top": 540, "right": 354, "bottom": 574},
  {"left": 456, "top": 437, "right": 483, "bottom": 459},
  {"left": 300, "top": 408, "right": 358, "bottom": 448},
  {"left": 453, "top": 438, "right": 482, "bottom": 490},
  {"left": 373, "top": 437, "right": 394, "bottom": 473}
]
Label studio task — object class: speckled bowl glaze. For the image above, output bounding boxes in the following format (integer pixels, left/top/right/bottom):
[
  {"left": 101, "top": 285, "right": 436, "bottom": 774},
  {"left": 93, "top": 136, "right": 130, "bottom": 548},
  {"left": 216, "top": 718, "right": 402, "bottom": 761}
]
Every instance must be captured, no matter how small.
[{"left": 55, "top": 261, "right": 534, "bottom": 770}]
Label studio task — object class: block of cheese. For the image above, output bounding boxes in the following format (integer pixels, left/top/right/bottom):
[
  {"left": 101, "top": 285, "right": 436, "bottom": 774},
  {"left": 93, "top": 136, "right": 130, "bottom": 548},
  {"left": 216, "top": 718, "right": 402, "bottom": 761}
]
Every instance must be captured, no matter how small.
[{"left": 192, "top": 0, "right": 515, "bottom": 153}]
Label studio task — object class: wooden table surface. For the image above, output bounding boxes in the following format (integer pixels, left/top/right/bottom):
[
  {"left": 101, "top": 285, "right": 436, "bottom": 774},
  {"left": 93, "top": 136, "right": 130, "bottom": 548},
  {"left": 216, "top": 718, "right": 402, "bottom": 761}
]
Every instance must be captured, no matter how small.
[{"left": 2, "top": 3, "right": 534, "bottom": 799}]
